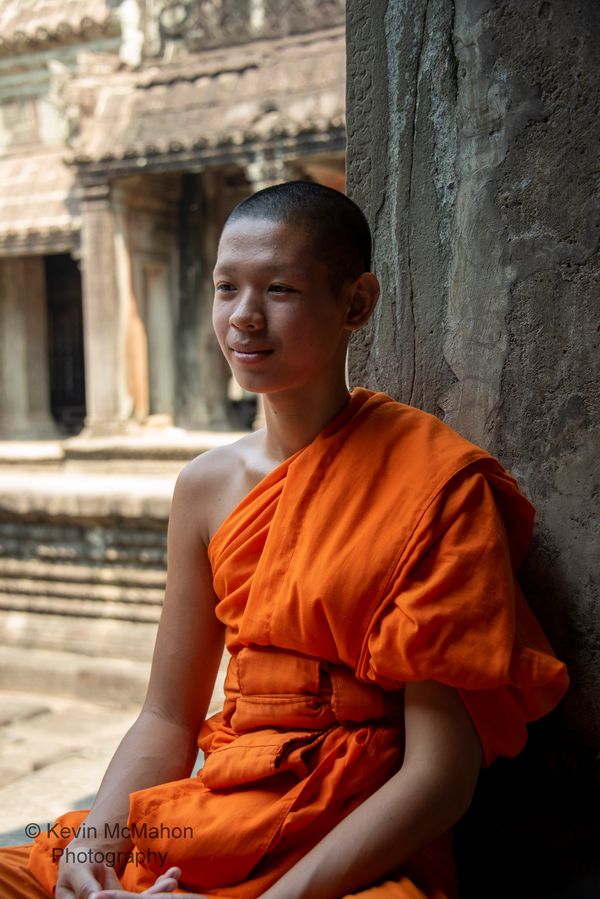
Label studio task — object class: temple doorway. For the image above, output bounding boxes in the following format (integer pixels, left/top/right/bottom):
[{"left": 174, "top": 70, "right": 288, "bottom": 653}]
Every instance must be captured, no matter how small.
[{"left": 45, "top": 253, "right": 86, "bottom": 434}]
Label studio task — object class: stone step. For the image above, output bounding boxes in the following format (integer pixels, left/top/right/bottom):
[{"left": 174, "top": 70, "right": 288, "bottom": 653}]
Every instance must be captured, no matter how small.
[
  {"left": 0, "top": 544, "right": 167, "bottom": 567},
  {"left": 0, "top": 521, "right": 167, "bottom": 547},
  {"left": 0, "top": 471, "right": 175, "bottom": 518},
  {"left": 0, "top": 575, "right": 165, "bottom": 605},
  {"left": 0, "top": 531, "right": 168, "bottom": 553},
  {"left": 0, "top": 592, "right": 162, "bottom": 622},
  {"left": 0, "top": 610, "right": 158, "bottom": 660},
  {"left": 0, "top": 645, "right": 152, "bottom": 707},
  {"left": 0, "top": 644, "right": 227, "bottom": 714},
  {"left": 0, "top": 557, "right": 166, "bottom": 587}
]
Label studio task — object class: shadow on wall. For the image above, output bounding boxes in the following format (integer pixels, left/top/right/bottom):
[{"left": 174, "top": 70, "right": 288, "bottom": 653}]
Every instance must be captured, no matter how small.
[
  {"left": 455, "top": 712, "right": 600, "bottom": 899},
  {"left": 454, "top": 553, "right": 600, "bottom": 899}
]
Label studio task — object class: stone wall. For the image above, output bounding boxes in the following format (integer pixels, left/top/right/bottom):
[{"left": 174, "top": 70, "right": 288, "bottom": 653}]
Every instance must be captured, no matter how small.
[
  {"left": 346, "top": 2, "right": 599, "bottom": 896},
  {"left": 0, "top": 512, "right": 166, "bottom": 662}
]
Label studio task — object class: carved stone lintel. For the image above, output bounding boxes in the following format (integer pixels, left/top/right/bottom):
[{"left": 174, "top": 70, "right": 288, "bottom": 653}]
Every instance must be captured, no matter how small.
[
  {"left": 153, "top": 0, "right": 345, "bottom": 55},
  {"left": 80, "top": 182, "right": 112, "bottom": 205},
  {"left": 244, "top": 153, "right": 302, "bottom": 192}
]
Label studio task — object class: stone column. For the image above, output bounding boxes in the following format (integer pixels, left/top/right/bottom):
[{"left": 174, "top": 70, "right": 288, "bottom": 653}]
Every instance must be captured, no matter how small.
[
  {"left": 113, "top": 184, "right": 149, "bottom": 425},
  {"left": 175, "top": 172, "right": 204, "bottom": 428},
  {"left": 79, "top": 183, "right": 129, "bottom": 435},
  {"left": 176, "top": 171, "right": 230, "bottom": 430},
  {"left": 145, "top": 259, "right": 176, "bottom": 421},
  {"left": 346, "top": 1, "right": 600, "bottom": 894},
  {"left": 0, "top": 257, "right": 58, "bottom": 439},
  {"left": 196, "top": 170, "right": 231, "bottom": 430}
]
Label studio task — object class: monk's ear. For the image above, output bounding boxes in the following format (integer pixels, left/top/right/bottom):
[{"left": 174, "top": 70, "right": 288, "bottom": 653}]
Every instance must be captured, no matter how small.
[{"left": 343, "top": 272, "right": 380, "bottom": 331}]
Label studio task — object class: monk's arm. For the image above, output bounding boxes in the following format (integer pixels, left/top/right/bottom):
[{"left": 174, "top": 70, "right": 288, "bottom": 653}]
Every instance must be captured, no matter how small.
[
  {"left": 57, "top": 465, "right": 224, "bottom": 887},
  {"left": 259, "top": 679, "right": 482, "bottom": 899}
]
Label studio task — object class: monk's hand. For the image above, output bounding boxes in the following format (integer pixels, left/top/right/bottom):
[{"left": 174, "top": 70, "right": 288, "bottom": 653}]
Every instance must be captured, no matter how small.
[
  {"left": 55, "top": 850, "right": 124, "bottom": 899},
  {"left": 91, "top": 894, "right": 201, "bottom": 899},
  {"left": 91, "top": 866, "right": 187, "bottom": 898}
]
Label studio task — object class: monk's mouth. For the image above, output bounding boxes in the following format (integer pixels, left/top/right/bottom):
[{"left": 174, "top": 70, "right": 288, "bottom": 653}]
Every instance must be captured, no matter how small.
[{"left": 231, "top": 348, "right": 274, "bottom": 363}]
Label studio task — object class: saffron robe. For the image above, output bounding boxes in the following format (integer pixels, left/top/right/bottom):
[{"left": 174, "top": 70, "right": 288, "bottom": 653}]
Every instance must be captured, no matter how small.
[{"left": 5, "top": 387, "right": 568, "bottom": 898}]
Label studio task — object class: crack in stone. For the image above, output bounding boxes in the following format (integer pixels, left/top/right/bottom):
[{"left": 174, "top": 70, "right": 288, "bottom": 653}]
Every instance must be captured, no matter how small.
[{"left": 406, "top": 0, "right": 430, "bottom": 405}]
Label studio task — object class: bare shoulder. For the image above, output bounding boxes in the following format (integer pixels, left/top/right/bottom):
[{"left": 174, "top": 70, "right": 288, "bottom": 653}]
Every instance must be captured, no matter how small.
[{"left": 174, "top": 431, "right": 265, "bottom": 546}]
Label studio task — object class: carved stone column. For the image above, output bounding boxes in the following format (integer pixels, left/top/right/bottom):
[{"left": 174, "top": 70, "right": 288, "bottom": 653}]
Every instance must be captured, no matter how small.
[
  {"left": 195, "top": 170, "right": 231, "bottom": 430},
  {"left": 0, "top": 257, "right": 58, "bottom": 438},
  {"left": 79, "top": 183, "right": 130, "bottom": 435}
]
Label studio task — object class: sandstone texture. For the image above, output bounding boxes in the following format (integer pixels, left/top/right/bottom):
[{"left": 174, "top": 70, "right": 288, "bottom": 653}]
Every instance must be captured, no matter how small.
[{"left": 347, "top": 2, "right": 599, "bottom": 896}]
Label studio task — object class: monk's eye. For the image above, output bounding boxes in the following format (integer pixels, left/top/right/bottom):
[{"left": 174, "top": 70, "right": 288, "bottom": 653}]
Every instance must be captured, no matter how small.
[
  {"left": 215, "top": 283, "right": 236, "bottom": 294},
  {"left": 268, "top": 284, "right": 293, "bottom": 294}
]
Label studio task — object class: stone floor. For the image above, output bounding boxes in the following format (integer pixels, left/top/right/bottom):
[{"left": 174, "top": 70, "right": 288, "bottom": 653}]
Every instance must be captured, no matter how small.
[
  {"left": 0, "top": 665, "right": 224, "bottom": 848},
  {"left": 0, "top": 690, "right": 139, "bottom": 847}
]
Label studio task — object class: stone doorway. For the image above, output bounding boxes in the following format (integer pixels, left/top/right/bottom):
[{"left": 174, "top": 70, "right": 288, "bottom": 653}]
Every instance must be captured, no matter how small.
[{"left": 44, "top": 253, "right": 86, "bottom": 435}]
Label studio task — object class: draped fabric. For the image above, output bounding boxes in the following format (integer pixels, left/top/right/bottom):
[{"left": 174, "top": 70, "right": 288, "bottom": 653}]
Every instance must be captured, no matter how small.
[{"left": 17, "top": 387, "right": 568, "bottom": 898}]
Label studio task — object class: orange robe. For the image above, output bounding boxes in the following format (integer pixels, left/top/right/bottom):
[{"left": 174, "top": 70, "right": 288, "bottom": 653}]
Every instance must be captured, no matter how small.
[{"left": 3, "top": 387, "right": 568, "bottom": 898}]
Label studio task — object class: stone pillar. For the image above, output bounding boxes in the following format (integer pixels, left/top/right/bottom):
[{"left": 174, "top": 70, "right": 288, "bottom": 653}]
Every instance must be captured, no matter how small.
[
  {"left": 196, "top": 170, "right": 231, "bottom": 430},
  {"left": 113, "top": 185, "right": 149, "bottom": 424},
  {"left": 0, "top": 257, "right": 58, "bottom": 439},
  {"left": 113, "top": 174, "right": 181, "bottom": 428},
  {"left": 80, "top": 183, "right": 129, "bottom": 435},
  {"left": 145, "top": 260, "right": 176, "bottom": 421},
  {"left": 175, "top": 172, "right": 203, "bottom": 428},
  {"left": 346, "top": 1, "right": 599, "bottom": 895},
  {"left": 176, "top": 171, "right": 230, "bottom": 430}
]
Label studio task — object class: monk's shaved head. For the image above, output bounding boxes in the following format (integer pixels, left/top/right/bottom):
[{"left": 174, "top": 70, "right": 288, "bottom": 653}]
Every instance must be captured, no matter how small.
[{"left": 223, "top": 181, "right": 372, "bottom": 290}]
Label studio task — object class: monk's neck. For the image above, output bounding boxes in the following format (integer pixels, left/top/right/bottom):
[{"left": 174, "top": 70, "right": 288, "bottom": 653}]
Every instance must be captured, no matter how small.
[{"left": 262, "top": 382, "right": 351, "bottom": 463}]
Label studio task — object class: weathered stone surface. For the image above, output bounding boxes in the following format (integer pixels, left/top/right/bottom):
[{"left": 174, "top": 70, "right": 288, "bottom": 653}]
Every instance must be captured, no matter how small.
[
  {"left": 0, "top": 655, "right": 227, "bottom": 842},
  {"left": 347, "top": 1, "right": 599, "bottom": 895},
  {"left": 0, "top": 505, "right": 167, "bottom": 662},
  {"left": 0, "top": 695, "right": 49, "bottom": 728},
  {"left": 0, "top": 645, "right": 151, "bottom": 701},
  {"left": 0, "top": 690, "right": 139, "bottom": 844},
  {"left": 347, "top": 0, "right": 459, "bottom": 411},
  {"left": 0, "top": 257, "right": 59, "bottom": 439},
  {"left": 349, "top": 0, "right": 600, "bottom": 740}
]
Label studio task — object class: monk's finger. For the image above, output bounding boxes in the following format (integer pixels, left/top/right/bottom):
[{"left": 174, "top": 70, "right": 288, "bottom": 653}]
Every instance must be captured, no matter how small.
[
  {"left": 92, "top": 893, "right": 203, "bottom": 898},
  {"left": 156, "top": 866, "right": 180, "bottom": 880},
  {"left": 55, "top": 867, "right": 102, "bottom": 899},
  {"left": 146, "top": 866, "right": 181, "bottom": 893},
  {"left": 145, "top": 879, "right": 178, "bottom": 894},
  {"left": 101, "top": 865, "right": 125, "bottom": 888},
  {"left": 86, "top": 863, "right": 124, "bottom": 898}
]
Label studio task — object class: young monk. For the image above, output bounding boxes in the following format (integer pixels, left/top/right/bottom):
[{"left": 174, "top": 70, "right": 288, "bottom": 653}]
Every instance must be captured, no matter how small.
[{"left": 0, "top": 182, "right": 568, "bottom": 899}]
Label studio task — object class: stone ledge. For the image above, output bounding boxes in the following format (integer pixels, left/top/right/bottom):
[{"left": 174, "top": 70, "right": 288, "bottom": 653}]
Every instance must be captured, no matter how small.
[
  {"left": 0, "top": 644, "right": 151, "bottom": 708},
  {"left": 63, "top": 427, "right": 247, "bottom": 462},
  {"left": 0, "top": 644, "right": 227, "bottom": 711},
  {"left": 0, "top": 427, "right": 247, "bottom": 468},
  {"left": 0, "top": 441, "right": 64, "bottom": 465},
  {"left": 0, "top": 469, "right": 176, "bottom": 518},
  {"left": 0, "top": 557, "right": 166, "bottom": 587},
  {"left": 0, "top": 611, "right": 158, "bottom": 661}
]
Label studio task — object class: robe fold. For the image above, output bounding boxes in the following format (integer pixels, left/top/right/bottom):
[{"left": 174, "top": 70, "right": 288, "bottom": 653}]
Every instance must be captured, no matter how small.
[{"left": 3, "top": 387, "right": 568, "bottom": 898}]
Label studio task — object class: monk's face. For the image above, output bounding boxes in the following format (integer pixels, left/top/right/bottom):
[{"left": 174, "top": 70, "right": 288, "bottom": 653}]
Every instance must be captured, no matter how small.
[{"left": 212, "top": 217, "right": 352, "bottom": 395}]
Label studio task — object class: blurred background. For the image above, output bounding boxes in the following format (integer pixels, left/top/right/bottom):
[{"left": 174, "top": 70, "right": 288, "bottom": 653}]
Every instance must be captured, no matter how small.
[{"left": 0, "top": 0, "right": 346, "bottom": 842}]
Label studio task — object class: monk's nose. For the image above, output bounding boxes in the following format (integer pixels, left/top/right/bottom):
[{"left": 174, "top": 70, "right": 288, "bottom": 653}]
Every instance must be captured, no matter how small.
[{"left": 229, "top": 291, "right": 266, "bottom": 331}]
